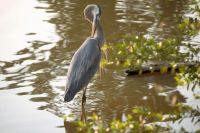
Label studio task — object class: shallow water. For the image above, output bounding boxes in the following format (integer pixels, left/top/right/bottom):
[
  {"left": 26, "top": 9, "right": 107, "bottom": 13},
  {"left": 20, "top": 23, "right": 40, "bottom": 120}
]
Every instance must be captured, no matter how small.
[{"left": 0, "top": 0, "right": 199, "bottom": 132}]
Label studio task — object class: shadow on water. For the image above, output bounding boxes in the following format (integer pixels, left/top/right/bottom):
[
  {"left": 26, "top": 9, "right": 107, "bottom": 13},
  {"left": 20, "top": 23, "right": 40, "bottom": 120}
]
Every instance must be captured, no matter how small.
[{"left": 0, "top": 0, "right": 198, "bottom": 132}]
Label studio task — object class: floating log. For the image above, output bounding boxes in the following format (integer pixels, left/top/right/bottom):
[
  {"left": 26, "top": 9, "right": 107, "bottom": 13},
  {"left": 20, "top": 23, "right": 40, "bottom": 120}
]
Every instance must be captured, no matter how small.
[{"left": 125, "top": 61, "right": 199, "bottom": 76}]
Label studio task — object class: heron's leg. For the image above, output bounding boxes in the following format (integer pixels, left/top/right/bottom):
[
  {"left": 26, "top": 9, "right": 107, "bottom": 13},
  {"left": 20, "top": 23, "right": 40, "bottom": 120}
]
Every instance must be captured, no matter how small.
[
  {"left": 81, "top": 102, "right": 86, "bottom": 122},
  {"left": 82, "top": 87, "right": 87, "bottom": 106},
  {"left": 81, "top": 87, "right": 87, "bottom": 122}
]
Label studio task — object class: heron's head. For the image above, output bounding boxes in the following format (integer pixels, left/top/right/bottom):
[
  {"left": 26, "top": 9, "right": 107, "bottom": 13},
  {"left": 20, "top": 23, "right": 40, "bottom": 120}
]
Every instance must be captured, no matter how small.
[{"left": 84, "top": 4, "right": 101, "bottom": 23}]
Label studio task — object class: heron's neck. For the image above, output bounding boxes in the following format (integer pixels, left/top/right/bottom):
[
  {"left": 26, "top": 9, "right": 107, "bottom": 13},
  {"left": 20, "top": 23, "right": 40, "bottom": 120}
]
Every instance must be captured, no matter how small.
[{"left": 94, "top": 20, "right": 105, "bottom": 46}]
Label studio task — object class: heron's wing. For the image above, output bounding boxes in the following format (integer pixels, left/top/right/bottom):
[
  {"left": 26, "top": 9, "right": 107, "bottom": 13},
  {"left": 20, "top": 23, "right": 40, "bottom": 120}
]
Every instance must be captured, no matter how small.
[{"left": 65, "top": 38, "right": 101, "bottom": 101}]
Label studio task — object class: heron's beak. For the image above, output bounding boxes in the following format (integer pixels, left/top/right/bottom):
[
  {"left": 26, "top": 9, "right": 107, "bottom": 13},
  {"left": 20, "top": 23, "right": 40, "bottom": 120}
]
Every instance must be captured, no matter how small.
[{"left": 91, "top": 13, "right": 99, "bottom": 37}]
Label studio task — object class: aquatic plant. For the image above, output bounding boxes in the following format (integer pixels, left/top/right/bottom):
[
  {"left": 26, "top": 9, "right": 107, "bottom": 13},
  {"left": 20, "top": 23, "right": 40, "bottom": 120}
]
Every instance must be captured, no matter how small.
[
  {"left": 101, "top": 0, "right": 200, "bottom": 88},
  {"left": 65, "top": 103, "right": 199, "bottom": 133}
]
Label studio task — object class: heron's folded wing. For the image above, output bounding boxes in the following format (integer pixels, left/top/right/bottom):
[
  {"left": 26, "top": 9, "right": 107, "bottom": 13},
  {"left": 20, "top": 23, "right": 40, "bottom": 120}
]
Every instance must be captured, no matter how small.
[{"left": 66, "top": 38, "right": 101, "bottom": 95}]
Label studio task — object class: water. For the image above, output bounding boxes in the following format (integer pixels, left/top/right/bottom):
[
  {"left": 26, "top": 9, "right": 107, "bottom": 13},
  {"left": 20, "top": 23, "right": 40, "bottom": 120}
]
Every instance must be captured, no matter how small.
[{"left": 0, "top": 0, "right": 199, "bottom": 132}]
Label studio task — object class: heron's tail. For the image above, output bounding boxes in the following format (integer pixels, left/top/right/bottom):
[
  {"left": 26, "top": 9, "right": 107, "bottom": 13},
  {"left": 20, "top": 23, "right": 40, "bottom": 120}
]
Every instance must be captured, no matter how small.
[{"left": 64, "top": 85, "right": 75, "bottom": 102}]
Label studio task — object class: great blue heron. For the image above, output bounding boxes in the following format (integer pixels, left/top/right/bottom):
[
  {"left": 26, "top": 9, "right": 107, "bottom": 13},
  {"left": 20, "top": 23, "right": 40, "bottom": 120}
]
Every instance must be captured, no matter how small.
[{"left": 64, "top": 4, "right": 105, "bottom": 106}]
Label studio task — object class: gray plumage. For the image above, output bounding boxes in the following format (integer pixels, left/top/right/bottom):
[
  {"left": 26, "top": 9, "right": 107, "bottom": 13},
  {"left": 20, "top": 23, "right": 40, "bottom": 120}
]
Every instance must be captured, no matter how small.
[
  {"left": 64, "top": 38, "right": 101, "bottom": 102},
  {"left": 64, "top": 4, "right": 105, "bottom": 103}
]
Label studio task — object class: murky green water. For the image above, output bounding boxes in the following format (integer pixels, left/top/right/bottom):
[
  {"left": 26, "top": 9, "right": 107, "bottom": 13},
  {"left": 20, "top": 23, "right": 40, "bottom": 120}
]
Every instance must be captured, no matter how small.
[{"left": 0, "top": 0, "right": 199, "bottom": 132}]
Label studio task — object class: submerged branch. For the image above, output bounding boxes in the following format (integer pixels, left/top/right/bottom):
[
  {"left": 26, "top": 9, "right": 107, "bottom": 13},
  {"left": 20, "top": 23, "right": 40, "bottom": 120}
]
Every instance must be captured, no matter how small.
[{"left": 125, "top": 61, "right": 199, "bottom": 76}]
